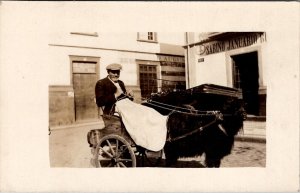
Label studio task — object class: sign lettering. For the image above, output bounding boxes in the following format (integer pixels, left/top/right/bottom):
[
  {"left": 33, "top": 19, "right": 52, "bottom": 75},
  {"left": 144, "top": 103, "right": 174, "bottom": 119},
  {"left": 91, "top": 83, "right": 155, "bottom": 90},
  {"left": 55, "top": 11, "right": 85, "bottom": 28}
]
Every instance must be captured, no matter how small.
[
  {"left": 158, "top": 55, "right": 185, "bottom": 63},
  {"left": 198, "top": 32, "right": 266, "bottom": 56}
]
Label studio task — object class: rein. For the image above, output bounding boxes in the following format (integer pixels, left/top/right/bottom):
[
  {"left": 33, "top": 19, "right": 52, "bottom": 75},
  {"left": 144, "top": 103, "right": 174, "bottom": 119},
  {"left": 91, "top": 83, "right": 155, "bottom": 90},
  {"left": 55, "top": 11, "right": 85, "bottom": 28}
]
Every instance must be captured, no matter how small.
[
  {"left": 146, "top": 100, "right": 238, "bottom": 119},
  {"left": 147, "top": 100, "right": 221, "bottom": 116},
  {"left": 166, "top": 111, "right": 227, "bottom": 142}
]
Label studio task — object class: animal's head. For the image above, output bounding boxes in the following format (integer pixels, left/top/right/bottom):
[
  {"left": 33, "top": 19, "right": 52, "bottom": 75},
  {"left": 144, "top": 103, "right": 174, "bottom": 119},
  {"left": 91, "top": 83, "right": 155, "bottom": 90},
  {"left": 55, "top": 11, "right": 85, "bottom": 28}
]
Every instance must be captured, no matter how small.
[{"left": 221, "top": 98, "right": 246, "bottom": 136}]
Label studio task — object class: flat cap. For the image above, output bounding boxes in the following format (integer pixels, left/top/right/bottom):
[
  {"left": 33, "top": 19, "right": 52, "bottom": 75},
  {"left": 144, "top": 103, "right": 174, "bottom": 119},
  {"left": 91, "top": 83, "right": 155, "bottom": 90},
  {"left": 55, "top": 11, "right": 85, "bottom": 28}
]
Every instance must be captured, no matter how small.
[{"left": 106, "top": 63, "right": 122, "bottom": 70}]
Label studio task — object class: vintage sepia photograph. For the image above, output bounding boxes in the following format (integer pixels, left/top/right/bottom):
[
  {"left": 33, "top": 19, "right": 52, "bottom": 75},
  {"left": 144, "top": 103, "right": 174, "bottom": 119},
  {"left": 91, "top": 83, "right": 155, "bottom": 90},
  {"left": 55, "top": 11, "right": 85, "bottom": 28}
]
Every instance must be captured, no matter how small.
[
  {"left": 0, "top": 1, "right": 299, "bottom": 192},
  {"left": 49, "top": 32, "right": 266, "bottom": 168}
]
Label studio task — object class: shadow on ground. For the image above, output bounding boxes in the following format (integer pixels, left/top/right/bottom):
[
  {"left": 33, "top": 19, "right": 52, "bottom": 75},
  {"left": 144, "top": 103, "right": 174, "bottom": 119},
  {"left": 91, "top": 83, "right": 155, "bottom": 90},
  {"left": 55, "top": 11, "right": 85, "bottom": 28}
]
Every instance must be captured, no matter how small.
[{"left": 136, "top": 156, "right": 206, "bottom": 168}]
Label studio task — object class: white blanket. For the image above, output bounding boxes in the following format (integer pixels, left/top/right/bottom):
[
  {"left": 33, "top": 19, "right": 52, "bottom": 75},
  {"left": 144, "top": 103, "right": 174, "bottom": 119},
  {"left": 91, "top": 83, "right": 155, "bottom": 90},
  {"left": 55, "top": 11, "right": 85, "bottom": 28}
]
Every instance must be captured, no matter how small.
[{"left": 115, "top": 99, "right": 167, "bottom": 151}]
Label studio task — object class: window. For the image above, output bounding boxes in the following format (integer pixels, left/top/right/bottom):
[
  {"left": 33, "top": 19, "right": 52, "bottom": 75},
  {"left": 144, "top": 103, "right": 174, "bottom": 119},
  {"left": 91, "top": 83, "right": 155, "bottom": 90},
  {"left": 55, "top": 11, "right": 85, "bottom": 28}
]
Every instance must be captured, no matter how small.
[
  {"left": 148, "top": 32, "right": 154, "bottom": 40},
  {"left": 139, "top": 64, "right": 158, "bottom": 98},
  {"left": 137, "top": 32, "right": 157, "bottom": 43},
  {"left": 161, "top": 71, "right": 185, "bottom": 76}
]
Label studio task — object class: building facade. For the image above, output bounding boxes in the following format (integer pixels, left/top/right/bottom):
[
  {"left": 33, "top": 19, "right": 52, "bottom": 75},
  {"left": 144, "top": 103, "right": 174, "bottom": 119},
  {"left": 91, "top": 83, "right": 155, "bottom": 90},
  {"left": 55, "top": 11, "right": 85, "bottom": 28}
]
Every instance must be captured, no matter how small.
[
  {"left": 184, "top": 32, "right": 267, "bottom": 117},
  {"left": 49, "top": 32, "right": 185, "bottom": 127}
]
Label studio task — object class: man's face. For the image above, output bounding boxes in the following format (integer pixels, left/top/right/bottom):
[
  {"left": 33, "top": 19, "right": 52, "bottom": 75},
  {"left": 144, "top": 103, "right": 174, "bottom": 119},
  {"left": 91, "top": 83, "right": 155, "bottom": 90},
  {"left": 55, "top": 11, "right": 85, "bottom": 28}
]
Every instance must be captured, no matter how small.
[{"left": 108, "top": 70, "right": 120, "bottom": 82}]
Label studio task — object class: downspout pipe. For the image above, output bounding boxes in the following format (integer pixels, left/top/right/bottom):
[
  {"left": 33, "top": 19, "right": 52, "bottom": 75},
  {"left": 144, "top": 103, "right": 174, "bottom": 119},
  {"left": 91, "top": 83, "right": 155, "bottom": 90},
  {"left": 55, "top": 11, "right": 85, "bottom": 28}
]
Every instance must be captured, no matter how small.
[{"left": 185, "top": 32, "right": 190, "bottom": 89}]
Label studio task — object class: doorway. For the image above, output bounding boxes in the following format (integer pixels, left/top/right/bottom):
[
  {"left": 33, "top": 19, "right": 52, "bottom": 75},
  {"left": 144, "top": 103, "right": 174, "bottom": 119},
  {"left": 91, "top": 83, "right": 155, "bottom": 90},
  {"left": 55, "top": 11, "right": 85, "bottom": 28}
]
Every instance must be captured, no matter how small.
[
  {"left": 72, "top": 59, "right": 99, "bottom": 122},
  {"left": 231, "top": 51, "right": 259, "bottom": 115}
]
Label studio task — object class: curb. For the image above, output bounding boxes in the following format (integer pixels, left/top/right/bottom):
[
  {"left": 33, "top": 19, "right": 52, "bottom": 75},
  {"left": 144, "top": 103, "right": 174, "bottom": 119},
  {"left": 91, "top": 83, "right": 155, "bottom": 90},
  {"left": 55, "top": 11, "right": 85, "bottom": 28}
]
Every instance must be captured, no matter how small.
[
  {"left": 235, "top": 135, "right": 266, "bottom": 143},
  {"left": 50, "top": 121, "right": 104, "bottom": 131}
]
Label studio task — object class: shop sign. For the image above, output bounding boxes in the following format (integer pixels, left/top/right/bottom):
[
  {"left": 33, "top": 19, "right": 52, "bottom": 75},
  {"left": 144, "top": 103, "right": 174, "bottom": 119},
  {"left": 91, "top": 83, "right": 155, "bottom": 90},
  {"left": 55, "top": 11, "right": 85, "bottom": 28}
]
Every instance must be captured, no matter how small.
[
  {"left": 158, "top": 55, "right": 185, "bottom": 63},
  {"left": 198, "top": 32, "right": 266, "bottom": 56}
]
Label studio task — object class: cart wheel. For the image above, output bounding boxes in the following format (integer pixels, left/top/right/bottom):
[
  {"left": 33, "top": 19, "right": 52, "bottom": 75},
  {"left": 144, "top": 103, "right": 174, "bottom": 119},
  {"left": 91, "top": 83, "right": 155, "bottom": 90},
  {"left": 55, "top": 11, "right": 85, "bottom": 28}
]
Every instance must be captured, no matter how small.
[{"left": 93, "top": 134, "right": 136, "bottom": 168}]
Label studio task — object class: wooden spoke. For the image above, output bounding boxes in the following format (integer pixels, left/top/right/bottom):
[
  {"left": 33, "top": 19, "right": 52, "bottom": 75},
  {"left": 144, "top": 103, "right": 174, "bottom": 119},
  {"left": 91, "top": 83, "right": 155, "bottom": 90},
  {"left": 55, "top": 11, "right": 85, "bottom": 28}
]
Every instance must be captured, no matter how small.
[
  {"left": 106, "top": 140, "right": 115, "bottom": 155},
  {"left": 118, "top": 158, "right": 132, "bottom": 162},
  {"left": 118, "top": 145, "right": 128, "bottom": 157},
  {"left": 99, "top": 147, "right": 113, "bottom": 158},
  {"left": 118, "top": 162, "right": 127, "bottom": 168},
  {"left": 115, "top": 139, "right": 119, "bottom": 157},
  {"left": 98, "top": 157, "right": 111, "bottom": 161},
  {"left": 122, "top": 145, "right": 128, "bottom": 151}
]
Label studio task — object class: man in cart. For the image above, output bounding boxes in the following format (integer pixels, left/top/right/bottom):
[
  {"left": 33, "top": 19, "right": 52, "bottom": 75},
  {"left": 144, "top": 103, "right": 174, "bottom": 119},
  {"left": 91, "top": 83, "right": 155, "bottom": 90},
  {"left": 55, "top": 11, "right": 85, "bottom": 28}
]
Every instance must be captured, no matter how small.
[
  {"left": 88, "top": 63, "right": 133, "bottom": 147},
  {"left": 93, "top": 63, "right": 167, "bottom": 152},
  {"left": 95, "top": 63, "right": 133, "bottom": 122}
]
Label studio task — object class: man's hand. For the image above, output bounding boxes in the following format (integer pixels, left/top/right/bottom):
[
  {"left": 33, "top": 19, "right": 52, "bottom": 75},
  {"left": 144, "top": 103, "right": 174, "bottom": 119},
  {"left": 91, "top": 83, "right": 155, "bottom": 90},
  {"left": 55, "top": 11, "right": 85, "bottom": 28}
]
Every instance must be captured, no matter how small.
[{"left": 127, "top": 90, "right": 134, "bottom": 98}]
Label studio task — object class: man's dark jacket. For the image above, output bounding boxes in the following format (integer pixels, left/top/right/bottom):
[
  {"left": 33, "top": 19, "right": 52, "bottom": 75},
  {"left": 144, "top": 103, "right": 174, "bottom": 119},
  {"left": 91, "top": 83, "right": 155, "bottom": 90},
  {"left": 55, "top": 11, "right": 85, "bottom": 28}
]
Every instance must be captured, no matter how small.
[{"left": 95, "top": 77, "right": 126, "bottom": 115}]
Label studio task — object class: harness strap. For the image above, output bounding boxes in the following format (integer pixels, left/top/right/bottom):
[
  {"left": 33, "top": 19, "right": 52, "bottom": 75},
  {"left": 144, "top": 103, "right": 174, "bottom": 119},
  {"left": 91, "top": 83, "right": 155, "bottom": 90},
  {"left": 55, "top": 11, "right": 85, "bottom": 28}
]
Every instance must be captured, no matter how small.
[
  {"left": 148, "top": 102, "right": 221, "bottom": 116},
  {"left": 167, "top": 118, "right": 218, "bottom": 142}
]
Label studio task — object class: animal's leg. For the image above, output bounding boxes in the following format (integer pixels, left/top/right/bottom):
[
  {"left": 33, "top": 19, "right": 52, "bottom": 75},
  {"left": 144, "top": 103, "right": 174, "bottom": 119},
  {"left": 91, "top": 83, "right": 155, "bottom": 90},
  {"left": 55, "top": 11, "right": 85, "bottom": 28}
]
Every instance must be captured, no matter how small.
[
  {"left": 213, "top": 159, "right": 221, "bottom": 167},
  {"left": 164, "top": 144, "right": 179, "bottom": 167},
  {"left": 205, "top": 157, "right": 221, "bottom": 168},
  {"left": 165, "top": 158, "right": 177, "bottom": 167}
]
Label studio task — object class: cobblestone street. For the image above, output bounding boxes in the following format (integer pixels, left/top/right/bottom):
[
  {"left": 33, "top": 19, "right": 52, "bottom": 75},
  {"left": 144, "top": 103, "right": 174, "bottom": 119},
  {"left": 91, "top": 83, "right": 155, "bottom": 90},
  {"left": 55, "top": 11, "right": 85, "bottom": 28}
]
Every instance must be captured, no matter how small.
[
  {"left": 160, "top": 140, "right": 266, "bottom": 168},
  {"left": 49, "top": 123, "right": 266, "bottom": 168},
  {"left": 221, "top": 141, "right": 266, "bottom": 167}
]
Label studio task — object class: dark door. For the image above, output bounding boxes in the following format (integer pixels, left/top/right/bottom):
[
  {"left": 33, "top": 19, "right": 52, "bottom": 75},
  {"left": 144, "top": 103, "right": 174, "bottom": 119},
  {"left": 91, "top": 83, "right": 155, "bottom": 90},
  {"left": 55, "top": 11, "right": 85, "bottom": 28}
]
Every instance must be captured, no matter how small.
[
  {"left": 73, "top": 62, "right": 98, "bottom": 122},
  {"left": 232, "top": 51, "right": 259, "bottom": 115}
]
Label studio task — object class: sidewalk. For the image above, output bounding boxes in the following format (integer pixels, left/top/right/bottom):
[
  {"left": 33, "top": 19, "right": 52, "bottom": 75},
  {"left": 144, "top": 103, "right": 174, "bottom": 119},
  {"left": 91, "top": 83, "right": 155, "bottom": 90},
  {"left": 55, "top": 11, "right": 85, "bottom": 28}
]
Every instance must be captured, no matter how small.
[
  {"left": 50, "top": 117, "right": 266, "bottom": 143},
  {"left": 235, "top": 119, "right": 266, "bottom": 143},
  {"left": 49, "top": 120, "right": 104, "bottom": 168}
]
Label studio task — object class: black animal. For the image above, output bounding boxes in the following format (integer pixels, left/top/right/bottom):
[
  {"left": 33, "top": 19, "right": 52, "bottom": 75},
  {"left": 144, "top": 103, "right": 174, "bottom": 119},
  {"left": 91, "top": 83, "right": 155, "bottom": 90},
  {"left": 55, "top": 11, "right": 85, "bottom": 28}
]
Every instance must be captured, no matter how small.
[{"left": 143, "top": 84, "right": 246, "bottom": 168}]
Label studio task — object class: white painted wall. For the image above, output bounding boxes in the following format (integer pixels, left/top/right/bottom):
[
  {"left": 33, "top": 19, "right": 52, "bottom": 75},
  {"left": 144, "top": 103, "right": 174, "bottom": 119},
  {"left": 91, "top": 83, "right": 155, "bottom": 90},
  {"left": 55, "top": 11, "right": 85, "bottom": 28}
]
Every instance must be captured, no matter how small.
[
  {"left": 48, "top": 45, "right": 160, "bottom": 86},
  {"left": 196, "top": 53, "right": 228, "bottom": 87},
  {"left": 259, "top": 43, "right": 268, "bottom": 88},
  {"left": 157, "top": 32, "right": 185, "bottom": 45},
  {"left": 0, "top": 3, "right": 184, "bottom": 89}
]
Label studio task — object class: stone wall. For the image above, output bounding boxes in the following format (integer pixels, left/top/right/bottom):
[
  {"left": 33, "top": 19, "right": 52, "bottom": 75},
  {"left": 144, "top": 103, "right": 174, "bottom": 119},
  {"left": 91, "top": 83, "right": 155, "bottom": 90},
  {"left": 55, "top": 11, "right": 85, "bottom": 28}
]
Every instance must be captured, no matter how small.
[{"left": 49, "top": 85, "right": 75, "bottom": 127}]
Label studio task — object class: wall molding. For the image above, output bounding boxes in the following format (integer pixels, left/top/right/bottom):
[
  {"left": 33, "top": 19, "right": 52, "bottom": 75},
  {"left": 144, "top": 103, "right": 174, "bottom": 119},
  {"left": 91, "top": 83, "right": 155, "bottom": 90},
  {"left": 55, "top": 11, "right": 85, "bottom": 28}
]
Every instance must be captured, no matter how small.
[
  {"left": 49, "top": 85, "right": 73, "bottom": 92},
  {"left": 49, "top": 43, "right": 158, "bottom": 55}
]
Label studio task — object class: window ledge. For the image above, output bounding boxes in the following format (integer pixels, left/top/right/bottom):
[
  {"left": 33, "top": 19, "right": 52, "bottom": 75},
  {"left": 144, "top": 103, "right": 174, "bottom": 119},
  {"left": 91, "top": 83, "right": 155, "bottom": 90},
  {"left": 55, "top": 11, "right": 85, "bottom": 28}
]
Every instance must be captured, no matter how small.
[
  {"left": 70, "top": 32, "right": 98, "bottom": 37},
  {"left": 137, "top": 39, "right": 158, "bottom": 44}
]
